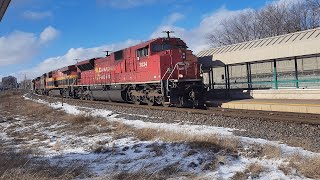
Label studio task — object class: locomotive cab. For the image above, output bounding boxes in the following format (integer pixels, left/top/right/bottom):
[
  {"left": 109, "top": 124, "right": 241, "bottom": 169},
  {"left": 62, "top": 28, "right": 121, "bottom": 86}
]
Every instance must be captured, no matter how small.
[{"left": 146, "top": 37, "right": 204, "bottom": 108}]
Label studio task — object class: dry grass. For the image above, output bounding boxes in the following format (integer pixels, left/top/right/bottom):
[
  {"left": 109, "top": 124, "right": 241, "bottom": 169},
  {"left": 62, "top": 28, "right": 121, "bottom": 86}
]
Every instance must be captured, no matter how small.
[
  {"left": 261, "top": 144, "right": 282, "bottom": 159},
  {"left": 231, "top": 171, "right": 248, "bottom": 180},
  {"left": 241, "top": 143, "right": 282, "bottom": 159},
  {"left": 20, "top": 101, "right": 55, "bottom": 118},
  {"left": 0, "top": 147, "right": 88, "bottom": 180},
  {"left": 133, "top": 128, "right": 240, "bottom": 154},
  {"left": 244, "top": 163, "right": 266, "bottom": 178},
  {"left": 67, "top": 114, "right": 93, "bottom": 124},
  {"left": 288, "top": 154, "right": 320, "bottom": 179},
  {"left": 110, "top": 164, "right": 181, "bottom": 180},
  {"left": 0, "top": 90, "right": 20, "bottom": 99},
  {"left": 278, "top": 164, "right": 291, "bottom": 176}
]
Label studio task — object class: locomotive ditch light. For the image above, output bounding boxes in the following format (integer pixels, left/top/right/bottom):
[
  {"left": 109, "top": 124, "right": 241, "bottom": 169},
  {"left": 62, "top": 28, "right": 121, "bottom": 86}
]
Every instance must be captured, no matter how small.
[
  {"left": 182, "top": 52, "right": 186, "bottom": 60},
  {"left": 178, "top": 74, "right": 184, "bottom": 78}
]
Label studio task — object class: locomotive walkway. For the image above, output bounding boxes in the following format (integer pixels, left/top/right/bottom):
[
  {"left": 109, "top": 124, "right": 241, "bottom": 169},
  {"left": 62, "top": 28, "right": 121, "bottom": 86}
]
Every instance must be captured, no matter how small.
[{"left": 207, "top": 99, "right": 320, "bottom": 115}]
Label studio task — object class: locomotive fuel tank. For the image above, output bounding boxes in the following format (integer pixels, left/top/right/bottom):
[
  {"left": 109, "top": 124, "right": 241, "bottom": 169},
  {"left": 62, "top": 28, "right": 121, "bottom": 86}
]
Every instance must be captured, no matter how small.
[{"left": 90, "top": 85, "right": 127, "bottom": 102}]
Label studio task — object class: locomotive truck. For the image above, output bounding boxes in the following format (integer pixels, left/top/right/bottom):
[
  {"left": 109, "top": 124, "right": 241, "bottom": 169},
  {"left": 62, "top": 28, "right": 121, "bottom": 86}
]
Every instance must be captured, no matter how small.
[{"left": 32, "top": 36, "right": 205, "bottom": 108}]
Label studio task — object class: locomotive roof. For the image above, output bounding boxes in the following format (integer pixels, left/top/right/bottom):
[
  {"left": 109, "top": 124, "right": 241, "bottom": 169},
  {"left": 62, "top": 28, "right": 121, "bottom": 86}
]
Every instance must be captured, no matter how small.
[
  {"left": 58, "top": 65, "right": 76, "bottom": 72},
  {"left": 130, "top": 37, "right": 186, "bottom": 49},
  {"left": 33, "top": 37, "right": 187, "bottom": 77}
]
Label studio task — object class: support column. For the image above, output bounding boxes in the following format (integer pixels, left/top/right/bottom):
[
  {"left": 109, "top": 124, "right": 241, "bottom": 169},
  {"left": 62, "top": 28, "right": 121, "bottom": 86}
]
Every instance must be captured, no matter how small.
[
  {"left": 211, "top": 67, "right": 214, "bottom": 89},
  {"left": 227, "top": 65, "right": 230, "bottom": 90},
  {"left": 224, "top": 65, "right": 229, "bottom": 98},
  {"left": 246, "top": 62, "right": 252, "bottom": 90},
  {"left": 208, "top": 69, "right": 212, "bottom": 90},
  {"left": 224, "top": 65, "right": 228, "bottom": 90},
  {"left": 273, "top": 60, "right": 278, "bottom": 89},
  {"left": 294, "top": 57, "right": 299, "bottom": 88}
]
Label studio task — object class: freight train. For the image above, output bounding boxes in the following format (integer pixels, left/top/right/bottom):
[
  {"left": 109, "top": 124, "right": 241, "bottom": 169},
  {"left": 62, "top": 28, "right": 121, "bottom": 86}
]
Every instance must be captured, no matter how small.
[{"left": 32, "top": 35, "right": 205, "bottom": 108}]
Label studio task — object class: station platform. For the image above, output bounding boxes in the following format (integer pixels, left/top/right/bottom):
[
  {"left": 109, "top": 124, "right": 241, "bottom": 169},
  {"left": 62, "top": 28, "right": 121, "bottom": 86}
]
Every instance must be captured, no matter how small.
[{"left": 206, "top": 99, "right": 320, "bottom": 114}]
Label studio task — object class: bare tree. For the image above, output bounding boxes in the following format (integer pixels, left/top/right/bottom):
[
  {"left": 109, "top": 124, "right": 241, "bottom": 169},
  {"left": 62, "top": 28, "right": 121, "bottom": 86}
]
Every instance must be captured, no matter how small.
[
  {"left": 2, "top": 76, "right": 17, "bottom": 89},
  {"left": 208, "top": 0, "right": 320, "bottom": 47}
]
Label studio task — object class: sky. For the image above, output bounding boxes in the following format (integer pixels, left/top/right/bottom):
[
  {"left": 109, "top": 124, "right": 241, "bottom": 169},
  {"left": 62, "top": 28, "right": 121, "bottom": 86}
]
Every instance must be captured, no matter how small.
[{"left": 0, "top": 0, "right": 296, "bottom": 81}]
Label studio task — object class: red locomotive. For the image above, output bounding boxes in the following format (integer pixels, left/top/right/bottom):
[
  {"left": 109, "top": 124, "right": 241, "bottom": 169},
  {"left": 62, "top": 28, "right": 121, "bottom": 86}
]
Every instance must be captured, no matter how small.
[{"left": 32, "top": 34, "right": 204, "bottom": 108}]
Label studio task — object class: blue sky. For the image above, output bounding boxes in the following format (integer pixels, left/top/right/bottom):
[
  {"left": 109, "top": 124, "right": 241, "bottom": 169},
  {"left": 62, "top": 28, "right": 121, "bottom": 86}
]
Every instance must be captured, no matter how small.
[{"left": 0, "top": 0, "right": 283, "bottom": 81}]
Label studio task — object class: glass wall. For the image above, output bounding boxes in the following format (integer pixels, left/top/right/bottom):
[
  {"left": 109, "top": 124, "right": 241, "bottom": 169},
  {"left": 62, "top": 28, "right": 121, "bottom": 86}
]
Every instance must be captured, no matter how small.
[
  {"left": 210, "top": 55, "right": 320, "bottom": 90},
  {"left": 277, "top": 59, "right": 296, "bottom": 88},
  {"left": 297, "top": 57, "right": 320, "bottom": 88},
  {"left": 212, "top": 67, "right": 226, "bottom": 89},
  {"left": 229, "top": 64, "right": 247, "bottom": 89},
  {"left": 251, "top": 61, "right": 274, "bottom": 89}
]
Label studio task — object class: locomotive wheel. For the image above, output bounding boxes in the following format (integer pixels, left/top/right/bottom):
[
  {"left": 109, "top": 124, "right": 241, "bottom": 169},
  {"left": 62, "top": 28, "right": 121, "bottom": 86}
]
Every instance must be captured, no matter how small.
[
  {"left": 147, "top": 97, "right": 155, "bottom": 106},
  {"left": 132, "top": 96, "right": 141, "bottom": 105}
]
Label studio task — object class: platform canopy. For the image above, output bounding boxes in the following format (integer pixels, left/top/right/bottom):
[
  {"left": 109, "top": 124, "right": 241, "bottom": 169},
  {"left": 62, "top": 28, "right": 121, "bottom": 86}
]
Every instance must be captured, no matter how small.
[
  {"left": 197, "top": 27, "right": 320, "bottom": 66},
  {"left": 0, "top": 0, "right": 11, "bottom": 22}
]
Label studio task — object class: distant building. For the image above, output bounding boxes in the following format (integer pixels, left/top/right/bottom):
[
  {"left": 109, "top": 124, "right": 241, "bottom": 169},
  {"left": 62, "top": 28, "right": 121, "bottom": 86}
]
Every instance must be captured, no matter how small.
[
  {"left": 2, "top": 76, "right": 17, "bottom": 89},
  {"left": 19, "top": 79, "right": 32, "bottom": 90}
]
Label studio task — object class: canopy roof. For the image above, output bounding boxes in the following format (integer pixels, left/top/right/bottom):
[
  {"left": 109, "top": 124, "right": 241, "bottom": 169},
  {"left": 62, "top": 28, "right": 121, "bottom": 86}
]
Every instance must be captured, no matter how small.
[{"left": 198, "top": 27, "right": 320, "bottom": 66}]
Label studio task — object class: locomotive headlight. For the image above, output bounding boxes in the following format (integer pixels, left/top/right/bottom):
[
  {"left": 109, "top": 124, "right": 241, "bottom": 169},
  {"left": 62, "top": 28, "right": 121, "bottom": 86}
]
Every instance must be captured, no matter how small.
[
  {"left": 179, "top": 74, "right": 184, "bottom": 78},
  {"left": 200, "top": 74, "right": 203, "bottom": 77}
]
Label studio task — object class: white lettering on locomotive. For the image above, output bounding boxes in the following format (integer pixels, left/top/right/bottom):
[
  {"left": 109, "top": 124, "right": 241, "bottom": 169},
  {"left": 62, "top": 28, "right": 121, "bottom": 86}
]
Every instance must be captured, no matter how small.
[
  {"left": 139, "top": 62, "right": 147, "bottom": 68},
  {"left": 98, "top": 66, "right": 114, "bottom": 73}
]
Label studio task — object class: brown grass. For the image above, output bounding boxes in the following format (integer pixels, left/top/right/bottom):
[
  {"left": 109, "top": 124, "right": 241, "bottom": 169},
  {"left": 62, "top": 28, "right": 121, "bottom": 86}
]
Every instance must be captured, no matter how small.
[
  {"left": 0, "top": 147, "right": 89, "bottom": 180},
  {"left": 278, "top": 164, "right": 291, "bottom": 176},
  {"left": 133, "top": 128, "right": 240, "bottom": 154},
  {"left": 261, "top": 144, "right": 282, "bottom": 159},
  {"left": 231, "top": 171, "right": 248, "bottom": 180},
  {"left": 109, "top": 164, "right": 181, "bottom": 180},
  {"left": 244, "top": 163, "right": 266, "bottom": 178},
  {"left": 288, "top": 154, "right": 320, "bottom": 179},
  {"left": 241, "top": 143, "right": 282, "bottom": 159},
  {"left": 67, "top": 114, "right": 93, "bottom": 124}
]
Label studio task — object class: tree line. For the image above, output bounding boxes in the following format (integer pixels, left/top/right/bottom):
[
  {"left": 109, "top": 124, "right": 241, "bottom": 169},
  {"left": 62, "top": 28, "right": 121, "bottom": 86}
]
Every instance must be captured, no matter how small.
[{"left": 208, "top": 0, "right": 320, "bottom": 47}]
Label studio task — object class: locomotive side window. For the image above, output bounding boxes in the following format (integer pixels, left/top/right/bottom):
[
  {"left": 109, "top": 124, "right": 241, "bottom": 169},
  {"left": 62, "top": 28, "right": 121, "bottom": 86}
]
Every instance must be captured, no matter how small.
[
  {"left": 163, "top": 44, "right": 171, "bottom": 50},
  {"left": 136, "top": 46, "right": 149, "bottom": 58},
  {"left": 114, "top": 50, "right": 124, "bottom": 61},
  {"left": 152, "top": 44, "right": 162, "bottom": 52},
  {"left": 152, "top": 43, "right": 172, "bottom": 52}
]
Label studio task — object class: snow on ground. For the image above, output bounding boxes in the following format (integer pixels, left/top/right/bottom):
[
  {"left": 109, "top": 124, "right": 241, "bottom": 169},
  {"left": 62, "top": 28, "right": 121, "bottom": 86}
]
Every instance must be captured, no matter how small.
[
  {"left": 0, "top": 94, "right": 317, "bottom": 179},
  {"left": 26, "top": 95, "right": 319, "bottom": 158}
]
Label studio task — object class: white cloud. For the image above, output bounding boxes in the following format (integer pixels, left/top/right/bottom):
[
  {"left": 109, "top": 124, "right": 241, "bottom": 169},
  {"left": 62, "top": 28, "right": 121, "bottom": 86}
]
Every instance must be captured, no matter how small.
[
  {"left": 40, "top": 26, "right": 60, "bottom": 44},
  {"left": 22, "top": 10, "right": 52, "bottom": 20},
  {"left": 96, "top": 0, "right": 156, "bottom": 9},
  {"left": 20, "top": 8, "right": 248, "bottom": 78},
  {"left": 164, "top": 12, "right": 184, "bottom": 25},
  {"left": 0, "top": 26, "right": 59, "bottom": 67},
  {"left": 151, "top": 8, "right": 249, "bottom": 53},
  {"left": 22, "top": 39, "right": 140, "bottom": 78}
]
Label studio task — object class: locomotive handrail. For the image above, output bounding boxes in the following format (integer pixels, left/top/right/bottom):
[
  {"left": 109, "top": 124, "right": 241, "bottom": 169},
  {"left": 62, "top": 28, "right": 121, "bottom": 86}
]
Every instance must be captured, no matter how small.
[{"left": 161, "top": 62, "right": 188, "bottom": 94}]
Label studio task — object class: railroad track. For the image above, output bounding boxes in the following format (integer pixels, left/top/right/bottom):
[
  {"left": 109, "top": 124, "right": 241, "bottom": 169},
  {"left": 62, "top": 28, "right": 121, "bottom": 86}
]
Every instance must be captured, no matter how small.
[{"left": 31, "top": 93, "right": 320, "bottom": 125}]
